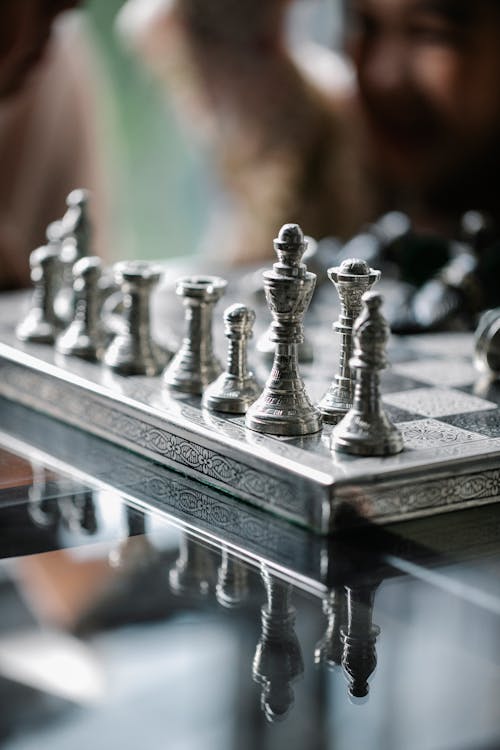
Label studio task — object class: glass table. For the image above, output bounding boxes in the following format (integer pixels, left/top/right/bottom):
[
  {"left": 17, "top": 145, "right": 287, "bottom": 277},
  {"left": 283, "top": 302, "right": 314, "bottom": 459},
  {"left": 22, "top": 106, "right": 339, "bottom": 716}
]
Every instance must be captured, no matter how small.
[{"left": 0, "top": 397, "right": 500, "bottom": 750}]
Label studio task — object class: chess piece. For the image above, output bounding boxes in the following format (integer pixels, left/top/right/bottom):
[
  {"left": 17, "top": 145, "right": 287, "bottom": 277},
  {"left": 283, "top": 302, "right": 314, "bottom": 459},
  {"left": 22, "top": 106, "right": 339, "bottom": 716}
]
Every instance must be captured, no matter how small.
[
  {"left": 60, "top": 188, "right": 92, "bottom": 254},
  {"left": 56, "top": 257, "right": 107, "bottom": 361},
  {"left": 318, "top": 259, "right": 380, "bottom": 423},
  {"left": 253, "top": 566, "right": 303, "bottom": 722},
  {"left": 216, "top": 547, "right": 249, "bottom": 608},
  {"left": 203, "top": 303, "right": 260, "bottom": 414},
  {"left": 332, "top": 292, "right": 404, "bottom": 456},
  {"left": 314, "top": 587, "right": 348, "bottom": 668},
  {"left": 168, "top": 533, "right": 215, "bottom": 597},
  {"left": 246, "top": 224, "right": 322, "bottom": 436},
  {"left": 341, "top": 585, "right": 380, "bottom": 699},
  {"left": 163, "top": 275, "right": 227, "bottom": 394},
  {"left": 474, "top": 308, "right": 500, "bottom": 377},
  {"left": 16, "top": 245, "right": 62, "bottom": 343},
  {"left": 59, "top": 491, "right": 98, "bottom": 535},
  {"left": 104, "top": 261, "right": 169, "bottom": 376}
]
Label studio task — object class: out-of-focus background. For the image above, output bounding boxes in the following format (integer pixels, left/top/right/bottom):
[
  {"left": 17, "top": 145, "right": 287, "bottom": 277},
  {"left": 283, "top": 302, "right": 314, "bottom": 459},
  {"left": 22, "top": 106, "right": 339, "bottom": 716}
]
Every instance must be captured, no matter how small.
[{"left": 83, "top": 0, "right": 343, "bottom": 263}]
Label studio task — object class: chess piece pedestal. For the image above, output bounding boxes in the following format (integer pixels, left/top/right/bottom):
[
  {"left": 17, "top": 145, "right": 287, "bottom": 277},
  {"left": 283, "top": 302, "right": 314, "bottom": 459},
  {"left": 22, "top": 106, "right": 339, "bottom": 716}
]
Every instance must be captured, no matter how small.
[
  {"left": 203, "top": 303, "right": 260, "bottom": 414},
  {"left": 246, "top": 224, "right": 322, "bottom": 436},
  {"left": 164, "top": 276, "right": 227, "bottom": 394},
  {"left": 216, "top": 547, "right": 249, "bottom": 608},
  {"left": 104, "top": 261, "right": 168, "bottom": 376},
  {"left": 318, "top": 259, "right": 380, "bottom": 424},
  {"left": 16, "top": 246, "right": 62, "bottom": 344},
  {"left": 333, "top": 292, "right": 404, "bottom": 456},
  {"left": 57, "top": 257, "right": 107, "bottom": 361}
]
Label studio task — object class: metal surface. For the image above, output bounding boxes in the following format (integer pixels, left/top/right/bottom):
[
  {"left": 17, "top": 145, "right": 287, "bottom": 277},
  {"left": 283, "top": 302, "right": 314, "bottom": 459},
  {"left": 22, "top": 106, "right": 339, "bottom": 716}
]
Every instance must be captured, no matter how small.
[
  {"left": 318, "top": 259, "right": 380, "bottom": 423},
  {"left": 333, "top": 292, "right": 404, "bottom": 456},
  {"left": 3, "top": 292, "right": 500, "bottom": 533},
  {"left": 16, "top": 246, "right": 62, "bottom": 344},
  {"left": 203, "top": 303, "right": 260, "bottom": 414},
  {"left": 163, "top": 275, "right": 227, "bottom": 394},
  {"left": 246, "top": 224, "right": 322, "bottom": 436},
  {"left": 56, "top": 256, "right": 107, "bottom": 361},
  {"left": 104, "top": 261, "right": 169, "bottom": 376}
]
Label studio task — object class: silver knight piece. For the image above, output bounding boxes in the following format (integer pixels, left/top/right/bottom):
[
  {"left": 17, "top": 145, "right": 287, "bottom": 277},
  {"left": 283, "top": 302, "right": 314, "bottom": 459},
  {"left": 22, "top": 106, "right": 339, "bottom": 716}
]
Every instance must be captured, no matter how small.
[
  {"left": 318, "top": 259, "right": 380, "bottom": 423},
  {"left": 104, "top": 261, "right": 168, "bottom": 376},
  {"left": 56, "top": 257, "right": 107, "bottom": 361},
  {"left": 332, "top": 291, "right": 404, "bottom": 456},
  {"left": 245, "top": 224, "right": 321, "bottom": 436},
  {"left": 163, "top": 275, "right": 227, "bottom": 394},
  {"left": 202, "top": 303, "right": 260, "bottom": 413},
  {"left": 16, "top": 246, "right": 62, "bottom": 344}
]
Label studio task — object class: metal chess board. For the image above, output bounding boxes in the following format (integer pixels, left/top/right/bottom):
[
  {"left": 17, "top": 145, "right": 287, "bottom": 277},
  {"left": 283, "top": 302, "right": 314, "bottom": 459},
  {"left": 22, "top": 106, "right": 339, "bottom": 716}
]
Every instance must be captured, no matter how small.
[{"left": 1, "top": 293, "right": 500, "bottom": 534}]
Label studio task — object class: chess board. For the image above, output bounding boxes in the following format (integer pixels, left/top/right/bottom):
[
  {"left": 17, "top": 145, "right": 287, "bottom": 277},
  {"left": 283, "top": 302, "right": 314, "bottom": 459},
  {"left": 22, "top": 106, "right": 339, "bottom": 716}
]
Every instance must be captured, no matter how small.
[{"left": 0, "top": 291, "right": 499, "bottom": 534}]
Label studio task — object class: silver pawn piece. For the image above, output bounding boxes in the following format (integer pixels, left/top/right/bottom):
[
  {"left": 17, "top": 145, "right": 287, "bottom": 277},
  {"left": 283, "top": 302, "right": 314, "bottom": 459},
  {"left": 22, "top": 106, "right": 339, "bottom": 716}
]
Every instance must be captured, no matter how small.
[
  {"left": 318, "top": 259, "right": 380, "bottom": 423},
  {"left": 56, "top": 257, "right": 107, "bottom": 361},
  {"left": 163, "top": 276, "right": 227, "bottom": 394},
  {"left": 202, "top": 303, "right": 260, "bottom": 414},
  {"left": 245, "top": 224, "right": 322, "bottom": 436},
  {"left": 16, "top": 246, "right": 62, "bottom": 344},
  {"left": 253, "top": 566, "right": 304, "bottom": 722},
  {"left": 332, "top": 292, "right": 404, "bottom": 456},
  {"left": 104, "top": 261, "right": 168, "bottom": 376}
]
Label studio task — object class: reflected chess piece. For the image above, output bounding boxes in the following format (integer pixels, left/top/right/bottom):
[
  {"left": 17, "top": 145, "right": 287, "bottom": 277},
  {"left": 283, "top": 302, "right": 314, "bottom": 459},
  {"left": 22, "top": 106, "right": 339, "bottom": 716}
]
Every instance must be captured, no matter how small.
[
  {"left": 104, "top": 261, "right": 169, "bottom": 376},
  {"left": 341, "top": 585, "right": 380, "bottom": 700},
  {"left": 253, "top": 567, "right": 304, "bottom": 722},
  {"left": 314, "top": 587, "right": 348, "bottom": 668},
  {"left": 27, "top": 464, "right": 60, "bottom": 528},
  {"left": 203, "top": 303, "right": 260, "bottom": 414},
  {"left": 332, "top": 292, "right": 404, "bottom": 456},
  {"left": 169, "top": 534, "right": 215, "bottom": 598},
  {"left": 246, "top": 224, "right": 322, "bottom": 436},
  {"left": 16, "top": 245, "right": 62, "bottom": 344},
  {"left": 163, "top": 276, "right": 227, "bottom": 394},
  {"left": 59, "top": 490, "right": 98, "bottom": 535},
  {"left": 318, "top": 259, "right": 380, "bottom": 424},
  {"left": 56, "top": 257, "right": 107, "bottom": 361},
  {"left": 216, "top": 547, "right": 250, "bottom": 608},
  {"left": 109, "top": 506, "right": 158, "bottom": 571}
]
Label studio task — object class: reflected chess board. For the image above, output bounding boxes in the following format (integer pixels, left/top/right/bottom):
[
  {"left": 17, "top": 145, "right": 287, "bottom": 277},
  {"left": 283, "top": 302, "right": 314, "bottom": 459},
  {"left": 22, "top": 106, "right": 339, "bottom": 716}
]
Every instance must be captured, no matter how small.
[{"left": 1, "top": 294, "right": 500, "bottom": 533}]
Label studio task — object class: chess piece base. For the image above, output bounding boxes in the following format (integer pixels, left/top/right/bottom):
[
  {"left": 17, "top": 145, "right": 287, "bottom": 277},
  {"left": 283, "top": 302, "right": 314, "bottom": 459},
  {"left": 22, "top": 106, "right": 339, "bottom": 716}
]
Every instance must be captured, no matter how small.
[
  {"left": 202, "top": 373, "right": 260, "bottom": 414},
  {"left": 332, "top": 411, "right": 404, "bottom": 456},
  {"left": 318, "top": 377, "right": 353, "bottom": 424},
  {"left": 104, "top": 335, "right": 168, "bottom": 376},
  {"left": 164, "top": 357, "right": 222, "bottom": 395},
  {"left": 16, "top": 313, "right": 60, "bottom": 344},
  {"left": 56, "top": 323, "right": 106, "bottom": 361},
  {"left": 246, "top": 401, "right": 322, "bottom": 437}
]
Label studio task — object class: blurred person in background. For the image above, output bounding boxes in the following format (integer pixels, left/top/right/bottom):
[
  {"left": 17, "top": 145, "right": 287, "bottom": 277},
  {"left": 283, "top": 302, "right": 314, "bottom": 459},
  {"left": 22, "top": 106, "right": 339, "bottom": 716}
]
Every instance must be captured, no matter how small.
[
  {"left": 118, "top": 0, "right": 500, "bottom": 268},
  {"left": 0, "top": 0, "right": 108, "bottom": 290}
]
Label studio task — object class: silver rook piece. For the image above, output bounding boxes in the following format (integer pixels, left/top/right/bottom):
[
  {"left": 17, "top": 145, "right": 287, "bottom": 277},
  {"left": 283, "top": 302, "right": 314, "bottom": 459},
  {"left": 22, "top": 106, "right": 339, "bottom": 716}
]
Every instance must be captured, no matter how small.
[
  {"left": 163, "top": 276, "right": 227, "bottom": 394},
  {"left": 202, "top": 303, "right": 260, "bottom": 413},
  {"left": 318, "top": 259, "right": 380, "bottom": 423},
  {"left": 104, "top": 261, "right": 168, "bottom": 376},
  {"left": 56, "top": 257, "right": 106, "bottom": 361},
  {"left": 16, "top": 246, "right": 62, "bottom": 344},
  {"left": 246, "top": 224, "right": 321, "bottom": 436},
  {"left": 332, "top": 291, "right": 404, "bottom": 456}
]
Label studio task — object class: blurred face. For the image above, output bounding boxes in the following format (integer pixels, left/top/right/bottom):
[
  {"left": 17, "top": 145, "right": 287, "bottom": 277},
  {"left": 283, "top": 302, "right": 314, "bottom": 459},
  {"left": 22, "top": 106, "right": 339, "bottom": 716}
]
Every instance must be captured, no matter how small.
[
  {"left": 346, "top": 0, "right": 500, "bottom": 208},
  {"left": 0, "top": 0, "right": 79, "bottom": 97}
]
